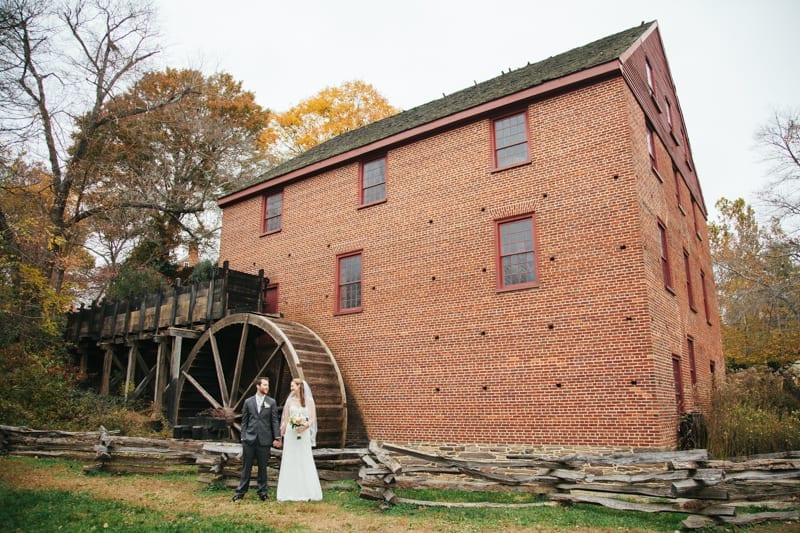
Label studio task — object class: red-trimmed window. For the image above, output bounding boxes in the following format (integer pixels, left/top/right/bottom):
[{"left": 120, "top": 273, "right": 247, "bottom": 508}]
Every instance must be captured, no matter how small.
[
  {"left": 492, "top": 112, "right": 529, "bottom": 168},
  {"left": 646, "top": 59, "right": 656, "bottom": 96},
  {"left": 262, "top": 191, "right": 283, "bottom": 234},
  {"left": 672, "top": 355, "right": 684, "bottom": 414},
  {"left": 684, "top": 249, "right": 696, "bottom": 311},
  {"left": 646, "top": 125, "right": 658, "bottom": 174},
  {"left": 700, "top": 270, "right": 711, "bottom": 324},
  {"left": 496, "top": 215, "right": 538, "bottom": 290},
  {"left": 336, "top": 251, "right": 362, "bottom": 313},
  {"left": 658, "top": 220, "right": 673, "bottom": 290},
  {"left": 665, "top": 98, "right": 673, "bottom": 131},
  {"left": 691, "top": 198, "right": 701, "bottom": 238},
  {"left": 687, "top": 336, "right": 697, "bottom": 387},
  {"left": 673, "top": 164, "right": 684, "bottom": 211},
  {"left": 361, "top": 157, "right": 386, "bottom": 206}
]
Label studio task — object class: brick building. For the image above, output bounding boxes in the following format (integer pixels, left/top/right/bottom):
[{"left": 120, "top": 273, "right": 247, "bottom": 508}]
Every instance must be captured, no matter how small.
[{"left": 217, "top": 21, "right": 723, "bottom": 451}]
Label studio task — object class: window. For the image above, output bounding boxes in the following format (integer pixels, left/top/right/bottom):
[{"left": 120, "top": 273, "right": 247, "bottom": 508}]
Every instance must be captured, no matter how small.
[
  {"left": 658, "top": 220, "right": 673, "bottom": 290},
  {"left": 646, "top": 124, "right": 659, "bottom": 176},
  {"left": 336, "top": 251, "right": 362, "bottom": 313},
  {"left": 691, "top": 198, "right": 701, "bottom": 238},
  {"left": 673, "top": 164, "right": 684, "bottom": 212},
  {"left": 361, "top": 157, "right": 386, "bottom": 206},
  {"left": 492, "top": 112, "right": 529, "bottom": 168},
  {"left": 496, "top": 215, "right": 538, "bottom": 290},
  {"left": 700, "top": 270, "right": 711, "bottom": 324},
  {"left": 687, "top": 336, "right": 697, "bottom": 387},
  {"left": 665, "top": 98, "right": 673, "bottom": 130},
  {"left": 672, "top": 355, "right": 684, "bottom": 414},
  {"left": 646, "top": 59, "right": 655, "bottom": 96},
  {"left": 684, "top": 249, "right": 696, "bottom": 311},
  {"left": 262, "top": 192, "right": 283, "bottom": 234}
]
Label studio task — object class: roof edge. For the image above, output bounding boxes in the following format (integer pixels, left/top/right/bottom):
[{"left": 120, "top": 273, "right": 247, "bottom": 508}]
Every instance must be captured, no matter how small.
[{"left": 218, "top": 60, "right": 623, "bottom": 207}]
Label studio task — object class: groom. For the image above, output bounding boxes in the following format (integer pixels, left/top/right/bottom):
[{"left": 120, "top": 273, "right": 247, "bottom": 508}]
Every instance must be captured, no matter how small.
[{"left": 231, "top": 377, "right": 282, "bottom": 502}]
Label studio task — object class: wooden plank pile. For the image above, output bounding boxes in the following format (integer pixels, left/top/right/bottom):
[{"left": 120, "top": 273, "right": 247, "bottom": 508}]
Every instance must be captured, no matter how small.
[
  {"left": 0, "top": 425, "right": 204, "bottom": 474},
  {"left": 195, "top": 442, "right": 367, "bottom": 488},
  {"left": 0, "top": 425, "right": 365, "bottom": 484},
  {"left": 358, "top": 442, "right": 800, "bottom": 528},
  {"left": 2, "top": 425, "right": 798, "bottom": 527}
]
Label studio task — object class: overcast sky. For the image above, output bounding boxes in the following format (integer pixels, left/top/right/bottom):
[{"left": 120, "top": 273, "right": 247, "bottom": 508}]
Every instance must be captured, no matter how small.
[{"left": 154, "top": 0, "right": 798, "bottom": 221}]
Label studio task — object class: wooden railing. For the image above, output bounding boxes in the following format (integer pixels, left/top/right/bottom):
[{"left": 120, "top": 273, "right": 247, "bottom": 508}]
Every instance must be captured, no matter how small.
[{"left": 65, "top": 261, "right": 267, "bottom": 343}]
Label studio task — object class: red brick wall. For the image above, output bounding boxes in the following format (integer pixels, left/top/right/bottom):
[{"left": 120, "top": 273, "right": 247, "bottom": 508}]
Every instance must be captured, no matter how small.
[{"left": 219, "top": 73, "right": 723, "bottom": 450}]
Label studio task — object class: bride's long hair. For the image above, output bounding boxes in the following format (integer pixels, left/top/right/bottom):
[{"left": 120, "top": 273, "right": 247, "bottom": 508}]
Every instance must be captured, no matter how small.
[{"left": 293, "top": 378, "right": 306, "bottom": 407}]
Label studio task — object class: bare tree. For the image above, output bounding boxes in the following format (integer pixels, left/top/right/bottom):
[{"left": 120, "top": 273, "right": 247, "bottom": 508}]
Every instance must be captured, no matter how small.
[
  {"left": 757, "top": 110, "right": 800, "bottom": 257},
  {"left": 0, "top": 0, "right": 192, "bottom": 294}
]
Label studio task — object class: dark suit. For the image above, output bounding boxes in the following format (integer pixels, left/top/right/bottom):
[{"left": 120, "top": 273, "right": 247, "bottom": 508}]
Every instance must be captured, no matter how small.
[{"left": 235, "top": 394, "right": 280, "bottom": 497}]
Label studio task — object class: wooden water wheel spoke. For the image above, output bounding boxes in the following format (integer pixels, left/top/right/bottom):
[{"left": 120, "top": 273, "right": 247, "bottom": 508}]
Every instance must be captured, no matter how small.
[
  {"left": 208, "top": 332, "right": 230, "bottom": 407},
  {"left": 228, "top": 315, "right": 250, "bottom": 406},
  {"left": 231, "top": 341, "right": 284, "bottom": 412},
  {"left": 182, "top": 370, "right": 223, "bottom": 409},
  {"left": 175, "top": 313, "right": 347, "bottom": 447}
]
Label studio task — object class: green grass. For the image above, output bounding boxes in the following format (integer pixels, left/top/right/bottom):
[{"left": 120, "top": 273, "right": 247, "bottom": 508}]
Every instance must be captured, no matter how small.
[{"left": 0, "top": 488, "right": 280, "bottom": 532}]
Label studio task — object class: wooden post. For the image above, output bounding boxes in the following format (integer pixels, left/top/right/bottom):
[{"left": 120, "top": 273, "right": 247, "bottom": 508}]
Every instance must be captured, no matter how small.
[
  {"left": 188, "top": 282, "right": 197, "bottom": 324},
  {"left": 90, "top": 300, "right": 100, "bottom": 338},
  {"left": 124, "top": 343, "right": 137, "bottom": 402},
  {"left": 100, "top": 345, "right": 113, "bottom": 396},
  {"left": 257, "top": 269, "right": 265, "bottom": 313},
  {"left": 123, "top": 293, "right": 132, "bottom": 341},
  {"left": 205, "top": 269, "right": 217, "bottom": 325},
  {"left": 221, "top": 261, "right": 230, "bottom": 315},
  {"left": 110, "top": 299, "right": 120, "bottom": 339},
  {"left": 152, "top": 286, "right": 163, "bottom": 332},
  {"left": 168, "top": 335, "right": 183, "bottom": 425},
  {"left": 153, "top": 337, "right": 170, "bottom": 412},
  {"left": 137, "top": 295, "right": 146, "bottom": 335},
  {"left": 170, "top": 279, "right": 181, "bottom": 326}
]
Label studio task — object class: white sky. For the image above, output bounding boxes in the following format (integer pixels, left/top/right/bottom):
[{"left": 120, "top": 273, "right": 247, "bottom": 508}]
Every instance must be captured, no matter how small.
[{"left": 155, "top": 0, "right": 798, "bottom": 221}]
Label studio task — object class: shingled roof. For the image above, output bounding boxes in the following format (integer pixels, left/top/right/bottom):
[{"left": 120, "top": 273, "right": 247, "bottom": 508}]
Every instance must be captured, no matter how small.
[{"left": 230, "top": 21, "right": 654, "bottom": 196}]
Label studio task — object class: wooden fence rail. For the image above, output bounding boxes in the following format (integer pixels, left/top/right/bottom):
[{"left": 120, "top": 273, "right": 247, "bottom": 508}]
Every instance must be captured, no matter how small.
[{"left": 1, "top": 425, "right": 798, "bottom": 528}]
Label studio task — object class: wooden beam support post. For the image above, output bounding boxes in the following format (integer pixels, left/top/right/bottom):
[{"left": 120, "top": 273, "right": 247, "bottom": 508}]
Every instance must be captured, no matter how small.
[
  {"left": 100, "top": 345, "right": 113, "bottom": 396},
  {"left": 168, "top": 335, "right": 183, "bottom": 425},
  {"left": 153, "top": 338, "right": 170, "bottom": 412},
  {"left": 124, "top": 343, "right": 138, "bottom": 402}
]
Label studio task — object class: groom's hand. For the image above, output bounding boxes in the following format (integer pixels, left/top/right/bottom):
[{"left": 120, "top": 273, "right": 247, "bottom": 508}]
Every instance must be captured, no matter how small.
[{"left": 272, "top": 439, "right": 282, "bottom": 449}]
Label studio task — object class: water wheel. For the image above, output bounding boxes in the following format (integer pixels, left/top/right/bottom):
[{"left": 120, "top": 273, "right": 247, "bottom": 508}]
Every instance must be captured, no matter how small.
[{"left": 174, "top": 313, "right": 347, "bottom": 447}]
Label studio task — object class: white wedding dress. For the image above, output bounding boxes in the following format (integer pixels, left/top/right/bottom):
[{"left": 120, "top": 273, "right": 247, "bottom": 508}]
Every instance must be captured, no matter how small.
[{"left": 276, "top": 402, "right": 323, "bottom": 501}]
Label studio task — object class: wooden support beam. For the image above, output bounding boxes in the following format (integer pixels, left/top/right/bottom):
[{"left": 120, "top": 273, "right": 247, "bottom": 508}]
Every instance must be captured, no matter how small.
[
  {"left": 228, "top": 315, "right": 250, "bottom": 406},
  {"left": 124, "top": 344, "right": 138, "bottom": 402},
  {"left": 100, "top": 346, "right": 113, "bottom": 396},
  {"left": 154, "top": 338, "right": 169, "bottom": 411},
  {"left": 168, "top": 336, "right": 183, "bottom": 425}
]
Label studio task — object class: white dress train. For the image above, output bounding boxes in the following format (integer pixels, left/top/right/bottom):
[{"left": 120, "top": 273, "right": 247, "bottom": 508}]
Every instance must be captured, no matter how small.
[{"left": 276, "top": 403, "right": 322, "bottom": 501}]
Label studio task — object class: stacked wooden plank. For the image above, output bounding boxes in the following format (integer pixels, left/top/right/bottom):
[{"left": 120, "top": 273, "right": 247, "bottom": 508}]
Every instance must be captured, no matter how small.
[
  {"left": 0, "top": 425, "right": 364, "bottom": 484},
  {"left": 195, "top": 442, "right": 366, "bottom": 488},
  {"left": 2, "top": 425, "right": 797, "bottom": 527},
  {"left": 358, "top": 443, "right": 800, "bottom": 528}
]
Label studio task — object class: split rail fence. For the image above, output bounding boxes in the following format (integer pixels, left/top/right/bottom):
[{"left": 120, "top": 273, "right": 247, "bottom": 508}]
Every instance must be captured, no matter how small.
[{"left": 1, "top": 425, "right": 797, "bottom": 529}]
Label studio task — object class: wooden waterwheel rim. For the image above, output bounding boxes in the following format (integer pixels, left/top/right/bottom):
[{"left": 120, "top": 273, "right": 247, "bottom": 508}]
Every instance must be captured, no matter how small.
[{"left": 174, "top": 313, "right": 347, "bottom": 447}]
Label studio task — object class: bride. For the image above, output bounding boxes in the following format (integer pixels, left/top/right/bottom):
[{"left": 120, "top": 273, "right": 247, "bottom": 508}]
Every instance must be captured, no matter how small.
[{"left": 276, "top": 378, "right": 323, "bottom": 501}]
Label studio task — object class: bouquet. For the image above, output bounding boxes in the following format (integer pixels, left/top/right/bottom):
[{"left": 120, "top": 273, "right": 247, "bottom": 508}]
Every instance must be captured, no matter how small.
[{"left": 289, "top": 413, "right": 308, "bottom": 439}]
